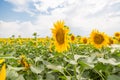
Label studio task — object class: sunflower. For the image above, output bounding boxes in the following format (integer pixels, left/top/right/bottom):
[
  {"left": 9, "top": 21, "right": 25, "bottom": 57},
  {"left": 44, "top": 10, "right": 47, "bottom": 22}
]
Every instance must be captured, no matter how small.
[
  {"left": 114, "top": 32, "right": 120, "bottom": 38},
  {"left": 108, "top": 37, "right": 114, "bottom": 45},
  {"left": 90, "top": 29, "right": 109, "bottom": 48},
  {"left": 19, "top": 55, "right": 30, "bottom": 69},
  {"left": 80, "top": 37, "right": 89, "bottom": 44},
  {"left": 51, "top": 20, "right": 69, "bottom": 52},
  {"left": 70, "top": 34, "right": 76, "bottom": 43},
  {"left": 114, "top": 32, "right": 120, "bottom": 43},
  {"left": 118, "top": 37, "right": 120, "bottom": 43}
]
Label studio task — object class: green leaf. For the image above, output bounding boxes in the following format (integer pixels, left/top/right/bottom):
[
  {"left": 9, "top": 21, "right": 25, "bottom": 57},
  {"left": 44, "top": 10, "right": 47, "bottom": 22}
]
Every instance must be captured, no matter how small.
[
  {"left": 97, "top": 58, "right": 120, "bottom": 65},
  {"left": 94, "top": 62, "right": 113, "bottom": 75},
  {"left": 46, "top": 73, "right": 55, "bottom": 80},
  {"left": 0, "top": 55, "right": 19, "bottom": 60},
  {"left": 64, "top": 57, "right": 77, "bottom": 65},
  {"left": 74, "top": 55, "right": 87, "bottom": 61},
  {"left": 107, "top": 75, "right": 120, "bottom": 80},
  {"left": 69, "top": 60, "right": 77, "bottom": 65},
  {"left": 30, "top": 65, "right": 44, "bottom": 74},
  {"left": 34, "top": 56, "right": 43, "bottom": 62},
  {"left": 16, "top": 75, "right": 25, "bottom": 80},
  {"left": 79, "top": 61, "right": 94, "bottom": 68},
  {"left": 7, "top": 69, "right": 19, "bottom": 80},
  {"left": 46, "top": 64, "right": 63, "bottom": 72},
  {"left": 8, "top": 65, "right": 24, "bottom": 71}
]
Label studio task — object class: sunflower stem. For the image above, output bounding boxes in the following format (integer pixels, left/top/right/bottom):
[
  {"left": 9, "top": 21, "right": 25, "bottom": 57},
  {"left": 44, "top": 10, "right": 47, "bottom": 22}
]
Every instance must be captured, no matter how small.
[
  {"left": 70, "top": 43, "right": 78, "bottom": 80},
  {"left": 74, "top": 64, "right": 77, "bottom": 80}
]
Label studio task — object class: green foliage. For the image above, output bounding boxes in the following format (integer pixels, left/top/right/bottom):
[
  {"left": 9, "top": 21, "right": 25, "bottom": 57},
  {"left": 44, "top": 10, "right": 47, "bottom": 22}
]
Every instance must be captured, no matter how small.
[{"left": 0, "top": 38, "right": 120, "bottom": 80}]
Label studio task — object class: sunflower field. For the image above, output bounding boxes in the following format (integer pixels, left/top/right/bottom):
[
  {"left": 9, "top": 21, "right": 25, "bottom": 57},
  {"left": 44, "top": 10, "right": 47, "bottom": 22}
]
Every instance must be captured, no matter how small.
[{"left": 0, "top": 21, "right": 120, "bottom": 80}]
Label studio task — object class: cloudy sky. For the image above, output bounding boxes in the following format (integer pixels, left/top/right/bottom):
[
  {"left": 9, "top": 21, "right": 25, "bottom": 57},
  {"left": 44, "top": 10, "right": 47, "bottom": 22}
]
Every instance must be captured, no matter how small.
[{"left": 0, "top": 0, "right": 120, "bottom": 37}]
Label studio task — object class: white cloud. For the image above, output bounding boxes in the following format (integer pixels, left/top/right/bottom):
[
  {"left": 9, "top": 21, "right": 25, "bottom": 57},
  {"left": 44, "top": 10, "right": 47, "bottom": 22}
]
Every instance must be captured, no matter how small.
[
  {"left": 0, "top": 20, "right": 53, "bottom": 37},
  {"left": 63, "top": 0, "right": 120, "bottom": 36},
  {"left": 0, "top": 21, "right": 21, "bottom": 37},
  {"left": 0, "top": 21, "right": 36, "bottom": 37},
  {"left": 1, "top": 0, "right": 120, "bottom": 37},
  {"left": 33, "top": 0, "right": 66, "bottom": 12}
]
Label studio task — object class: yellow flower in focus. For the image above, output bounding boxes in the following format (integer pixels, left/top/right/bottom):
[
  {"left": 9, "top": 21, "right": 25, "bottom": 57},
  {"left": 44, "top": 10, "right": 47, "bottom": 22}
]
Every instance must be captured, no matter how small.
[
  {"left": 51, "top": 20, "right": 69, "bottom": 52},
  {"left": 90, "top": 29, "right": 109, "bottom": 48}
]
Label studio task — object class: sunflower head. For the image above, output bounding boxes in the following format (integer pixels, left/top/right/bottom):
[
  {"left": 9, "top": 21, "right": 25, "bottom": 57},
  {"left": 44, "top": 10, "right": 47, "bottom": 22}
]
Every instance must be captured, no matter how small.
[
  {"left": 114, "top": 32, "right": 120, "bottom": 38},
  {"left": 118, "top": 37, "right": 120, "bottom": 43},
  {"left": 108, "top": 37, "right": 114, "bottom": 45},
  {"left": 81, "top": 37, "right": 88, "bottom": 44},
  {"left": 51, "top": 20, "right": 70, "bottom": 53},
  {"left": 70, "top": 34, "right": 76, "bottom": 43},
  {"left": 90, "top": 29, "right": 109, "bottom": 48},
  {"left": 19, "top": 55, "right": 30, "bottom": 69}
]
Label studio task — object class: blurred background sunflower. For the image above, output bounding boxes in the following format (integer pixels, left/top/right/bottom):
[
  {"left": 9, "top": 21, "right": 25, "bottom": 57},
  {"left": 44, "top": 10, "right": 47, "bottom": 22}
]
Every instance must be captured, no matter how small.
[{"left": 90, "top": 29, "right": 109, "bottom": 48}]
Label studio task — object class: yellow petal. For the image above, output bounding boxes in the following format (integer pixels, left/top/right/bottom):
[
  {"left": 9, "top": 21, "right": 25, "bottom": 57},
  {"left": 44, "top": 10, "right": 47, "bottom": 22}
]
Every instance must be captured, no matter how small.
[
  {"left": 0, "top": 59, "right": 5, "bottom": 64},
  {"left": 0, "top": 64, "right": 6, "bottom": 80}
]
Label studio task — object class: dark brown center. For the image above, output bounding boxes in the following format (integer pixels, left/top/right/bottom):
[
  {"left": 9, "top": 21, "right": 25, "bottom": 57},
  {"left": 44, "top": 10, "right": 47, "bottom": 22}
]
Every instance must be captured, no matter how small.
[
  {"left": 56, "top": 28, "right": 65, "bottom": 44},
  {"left": 94, "top": 34, "right": 104, "bottom": 44}
]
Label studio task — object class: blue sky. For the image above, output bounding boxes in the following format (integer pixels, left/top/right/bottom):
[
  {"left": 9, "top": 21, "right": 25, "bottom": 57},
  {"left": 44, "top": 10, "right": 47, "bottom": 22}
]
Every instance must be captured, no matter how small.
[
  {"left": 0, "top": 0, "right": 36, "bottom": 22},
  {"left": 0, "top": 0, "right": 120, "bottom": 37}
]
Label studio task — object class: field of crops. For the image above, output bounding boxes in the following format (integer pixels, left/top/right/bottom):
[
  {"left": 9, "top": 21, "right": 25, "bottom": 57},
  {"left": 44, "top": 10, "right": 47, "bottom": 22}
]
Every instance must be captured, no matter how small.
[{"left": 0, "top": 21, "right": 120, "bottom": 80}]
